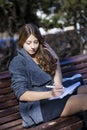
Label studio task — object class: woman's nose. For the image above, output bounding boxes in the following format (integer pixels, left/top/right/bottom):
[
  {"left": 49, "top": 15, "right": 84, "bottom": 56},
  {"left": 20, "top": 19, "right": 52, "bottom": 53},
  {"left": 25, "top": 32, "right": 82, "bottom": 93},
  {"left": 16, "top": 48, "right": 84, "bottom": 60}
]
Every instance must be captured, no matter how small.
[{"left": 31, "top": 43, "right": 35, "bottom": 48}]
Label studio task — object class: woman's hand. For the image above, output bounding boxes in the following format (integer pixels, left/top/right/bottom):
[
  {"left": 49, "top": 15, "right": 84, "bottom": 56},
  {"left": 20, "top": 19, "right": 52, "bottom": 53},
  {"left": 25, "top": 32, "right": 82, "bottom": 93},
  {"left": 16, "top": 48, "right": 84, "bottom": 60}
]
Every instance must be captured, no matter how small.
[
  {"left": 50, "top": 86, "right": 64, "bottom": 98},
  {"left": 53, "top": 82, "right": 64, "bottom": 89}
]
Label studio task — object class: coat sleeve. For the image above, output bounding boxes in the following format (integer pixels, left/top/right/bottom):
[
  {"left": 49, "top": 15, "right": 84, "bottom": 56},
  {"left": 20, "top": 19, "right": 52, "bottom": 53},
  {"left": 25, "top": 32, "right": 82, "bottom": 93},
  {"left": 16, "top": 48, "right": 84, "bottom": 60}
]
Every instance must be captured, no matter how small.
[{"left": 9, "top": 57, "right": 29, "bottom": 99}]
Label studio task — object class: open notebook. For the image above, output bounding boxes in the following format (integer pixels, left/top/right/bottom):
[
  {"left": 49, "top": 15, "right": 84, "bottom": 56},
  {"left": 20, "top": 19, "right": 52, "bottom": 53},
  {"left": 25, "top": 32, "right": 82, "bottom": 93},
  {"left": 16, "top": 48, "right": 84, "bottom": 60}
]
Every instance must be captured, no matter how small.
[
  {"left": 46, "top": 74, "right": 83, "bottom": 100},
  {"left": 46, "top": 82, "right": 80, "bottom": 100}
]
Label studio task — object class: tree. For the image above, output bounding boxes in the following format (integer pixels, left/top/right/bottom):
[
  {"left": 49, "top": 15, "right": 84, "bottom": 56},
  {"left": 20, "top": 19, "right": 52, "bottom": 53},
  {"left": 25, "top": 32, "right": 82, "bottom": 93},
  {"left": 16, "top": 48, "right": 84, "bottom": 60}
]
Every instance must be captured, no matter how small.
[
  {"left": 0, "top": 0, "right": 41, "bottom": 35},
  {"left": 0, "top": 0, "right": 87, "bottom": 33},
  {"left": 0, "top": 0, "right": 61, "bottom": 33},
  {"left": 58, "top": 0, "right": 87, "bottom": 30}
]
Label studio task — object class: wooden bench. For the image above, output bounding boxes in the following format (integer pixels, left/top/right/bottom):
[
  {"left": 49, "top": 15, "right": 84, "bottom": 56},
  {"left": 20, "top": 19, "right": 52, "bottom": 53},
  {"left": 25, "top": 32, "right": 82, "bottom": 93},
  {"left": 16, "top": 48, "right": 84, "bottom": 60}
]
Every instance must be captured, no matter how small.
[{"left": 1, "top": 54, "right": 87, "bottom": 130}]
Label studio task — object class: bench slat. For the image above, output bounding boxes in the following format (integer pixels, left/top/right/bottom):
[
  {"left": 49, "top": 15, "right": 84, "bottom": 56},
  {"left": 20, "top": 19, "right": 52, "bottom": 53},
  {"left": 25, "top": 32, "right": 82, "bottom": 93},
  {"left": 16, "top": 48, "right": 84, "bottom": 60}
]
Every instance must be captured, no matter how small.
[
  {"left": 0, "top": 87, "right": 13, "bottom": 94},
  {"left": 0, "top": 106, "right": 19, "bottom": 118},
  {"left": 0, "top": 119, "right": 22, "bottom": 130},
  {"left": 60, "top": 54, "right": 87, "bottom": 66},
  {"left": 0, "top": 93, "right": 15, "bottom": 103},
  {"left": 6, "top": 125, "right": 23, "bottom": 130},
  {"left": 0, "top": 80, "right": 11, "bottom": 88},
  {"left": 0, "top": 100, "right": 18, "bottom": 110},
  {"left": 28, "top": 116, "right": 83, "bottom": 130},
  {"left": 0, "top": 113, "right": 21, "bottom": 125},
  {"left": 61, "top": 62, "right": 87, "bottom": 73}
]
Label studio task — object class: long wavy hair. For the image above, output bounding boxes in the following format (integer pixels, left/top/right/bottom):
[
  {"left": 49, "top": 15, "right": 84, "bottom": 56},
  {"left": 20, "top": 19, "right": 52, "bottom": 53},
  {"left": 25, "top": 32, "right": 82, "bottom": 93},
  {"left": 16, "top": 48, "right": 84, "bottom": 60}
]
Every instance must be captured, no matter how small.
[{"left": 19, "top": 23, "right": 57, "bottom": 77}]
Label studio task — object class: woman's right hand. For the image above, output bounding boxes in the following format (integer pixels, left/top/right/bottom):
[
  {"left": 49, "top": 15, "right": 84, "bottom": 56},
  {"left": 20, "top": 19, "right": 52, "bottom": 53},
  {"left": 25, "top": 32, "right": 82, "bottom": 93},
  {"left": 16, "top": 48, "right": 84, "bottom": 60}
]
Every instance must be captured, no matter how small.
[{"left": 50, "top": 87, "right": 64, "bottom": 98}]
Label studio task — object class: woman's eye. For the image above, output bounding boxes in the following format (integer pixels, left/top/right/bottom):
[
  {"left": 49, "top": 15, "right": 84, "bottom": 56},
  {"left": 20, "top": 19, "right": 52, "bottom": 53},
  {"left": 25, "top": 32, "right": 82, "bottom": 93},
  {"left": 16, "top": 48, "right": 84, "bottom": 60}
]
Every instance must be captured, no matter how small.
[
  {"left": 26, "top": 40, "right": 39, "bottom": 45},
  {"left": 26, "top": 42, "right": 31, "bottom": 45},
  {"left": 34, "top": 41, "right": 39, "bottom": 44}
]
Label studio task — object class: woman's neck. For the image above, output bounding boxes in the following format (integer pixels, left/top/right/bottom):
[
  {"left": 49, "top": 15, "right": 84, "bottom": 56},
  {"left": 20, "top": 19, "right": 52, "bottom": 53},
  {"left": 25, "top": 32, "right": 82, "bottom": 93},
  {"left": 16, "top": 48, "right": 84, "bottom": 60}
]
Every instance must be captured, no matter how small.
[{"left": 31, "top": 56, "right": 39, "bottom": 65}]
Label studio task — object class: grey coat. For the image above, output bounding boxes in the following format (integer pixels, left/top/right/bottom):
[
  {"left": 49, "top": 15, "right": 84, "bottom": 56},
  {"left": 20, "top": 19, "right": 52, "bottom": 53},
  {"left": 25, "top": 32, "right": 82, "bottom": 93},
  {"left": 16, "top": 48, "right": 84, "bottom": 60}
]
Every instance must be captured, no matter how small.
[{"left": 9, "top": 48, "right": 53, "bottom": 128}]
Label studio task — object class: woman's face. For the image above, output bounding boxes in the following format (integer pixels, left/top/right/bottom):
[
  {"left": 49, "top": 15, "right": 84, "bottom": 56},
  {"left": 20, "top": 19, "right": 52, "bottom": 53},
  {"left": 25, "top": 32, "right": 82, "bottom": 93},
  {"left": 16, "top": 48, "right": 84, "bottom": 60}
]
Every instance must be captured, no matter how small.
[{"left": 23, "top": 34, "right": 39, "bottom": 55}]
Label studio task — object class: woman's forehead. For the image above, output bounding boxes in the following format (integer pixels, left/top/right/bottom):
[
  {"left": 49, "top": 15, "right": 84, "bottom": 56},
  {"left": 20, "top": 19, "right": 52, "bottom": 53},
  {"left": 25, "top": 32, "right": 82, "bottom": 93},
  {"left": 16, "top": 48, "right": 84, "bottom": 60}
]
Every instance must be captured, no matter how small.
[{"left": 26, "top": 34, "right": 38, "bottom": 41}]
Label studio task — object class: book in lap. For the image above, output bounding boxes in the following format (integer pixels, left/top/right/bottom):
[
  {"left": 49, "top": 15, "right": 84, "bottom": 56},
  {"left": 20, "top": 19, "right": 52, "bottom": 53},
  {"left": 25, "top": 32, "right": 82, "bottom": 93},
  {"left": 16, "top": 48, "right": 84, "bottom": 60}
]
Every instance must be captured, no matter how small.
[{"left": 46, "top": 74, "right": 83, "bottom": 100}]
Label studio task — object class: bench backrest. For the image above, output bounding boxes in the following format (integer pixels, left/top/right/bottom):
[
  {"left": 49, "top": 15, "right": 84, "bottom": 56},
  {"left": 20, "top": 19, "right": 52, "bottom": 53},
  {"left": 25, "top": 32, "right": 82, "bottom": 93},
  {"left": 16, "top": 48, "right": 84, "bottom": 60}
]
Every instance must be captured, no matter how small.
[{"left": 60, "top": 54, "right": 87, "bottom": 84}]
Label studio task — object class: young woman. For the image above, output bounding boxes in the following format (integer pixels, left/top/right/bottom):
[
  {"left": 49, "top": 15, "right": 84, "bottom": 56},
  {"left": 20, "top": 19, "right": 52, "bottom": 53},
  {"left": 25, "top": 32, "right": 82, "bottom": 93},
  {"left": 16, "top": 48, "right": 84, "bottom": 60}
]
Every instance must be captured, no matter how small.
[{"left": 9, "top": 23, "right": 87, "bottom": 129}]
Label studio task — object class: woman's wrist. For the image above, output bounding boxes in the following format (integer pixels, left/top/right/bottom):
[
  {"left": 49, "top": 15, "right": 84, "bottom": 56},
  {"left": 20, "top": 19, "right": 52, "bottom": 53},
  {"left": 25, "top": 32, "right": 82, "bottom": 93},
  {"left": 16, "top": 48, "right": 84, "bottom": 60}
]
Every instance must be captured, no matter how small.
[{"left": 48, "top": 90, "right": 55, "bottom": 98}]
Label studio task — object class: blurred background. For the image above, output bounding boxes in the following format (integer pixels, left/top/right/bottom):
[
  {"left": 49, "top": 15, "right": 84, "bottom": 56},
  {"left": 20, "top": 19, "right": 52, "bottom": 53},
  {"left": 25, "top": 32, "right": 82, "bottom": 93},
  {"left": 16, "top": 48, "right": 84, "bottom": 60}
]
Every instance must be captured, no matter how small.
[{"left": 0, "top": 0, "right": 87, "bottom": 72}]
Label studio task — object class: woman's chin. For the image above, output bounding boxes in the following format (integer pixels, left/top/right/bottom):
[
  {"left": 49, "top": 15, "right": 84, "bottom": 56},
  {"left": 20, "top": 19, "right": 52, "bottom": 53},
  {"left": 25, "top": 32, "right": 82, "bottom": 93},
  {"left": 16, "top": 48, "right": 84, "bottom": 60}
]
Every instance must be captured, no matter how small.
[{"left": 29, "top": 53, "right": 36, "bottom": 57}]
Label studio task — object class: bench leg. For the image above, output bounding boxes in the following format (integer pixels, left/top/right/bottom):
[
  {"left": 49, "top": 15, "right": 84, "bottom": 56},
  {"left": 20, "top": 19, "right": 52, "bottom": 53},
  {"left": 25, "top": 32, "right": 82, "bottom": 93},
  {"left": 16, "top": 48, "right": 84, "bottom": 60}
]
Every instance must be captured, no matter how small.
[{"left": 82, "top": 110, "right": 87, "bottom": 130}]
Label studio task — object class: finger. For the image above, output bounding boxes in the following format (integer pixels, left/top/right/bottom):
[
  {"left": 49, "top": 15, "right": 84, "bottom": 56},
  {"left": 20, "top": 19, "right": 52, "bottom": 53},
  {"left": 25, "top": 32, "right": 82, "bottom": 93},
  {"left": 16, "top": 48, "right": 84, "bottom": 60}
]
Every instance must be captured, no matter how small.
[
  {"left": 54, "top": 87, "right": 64, "bottom": 91},
  {"left": 53, "top": 89, "right": 63, "bottom": 93}
]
